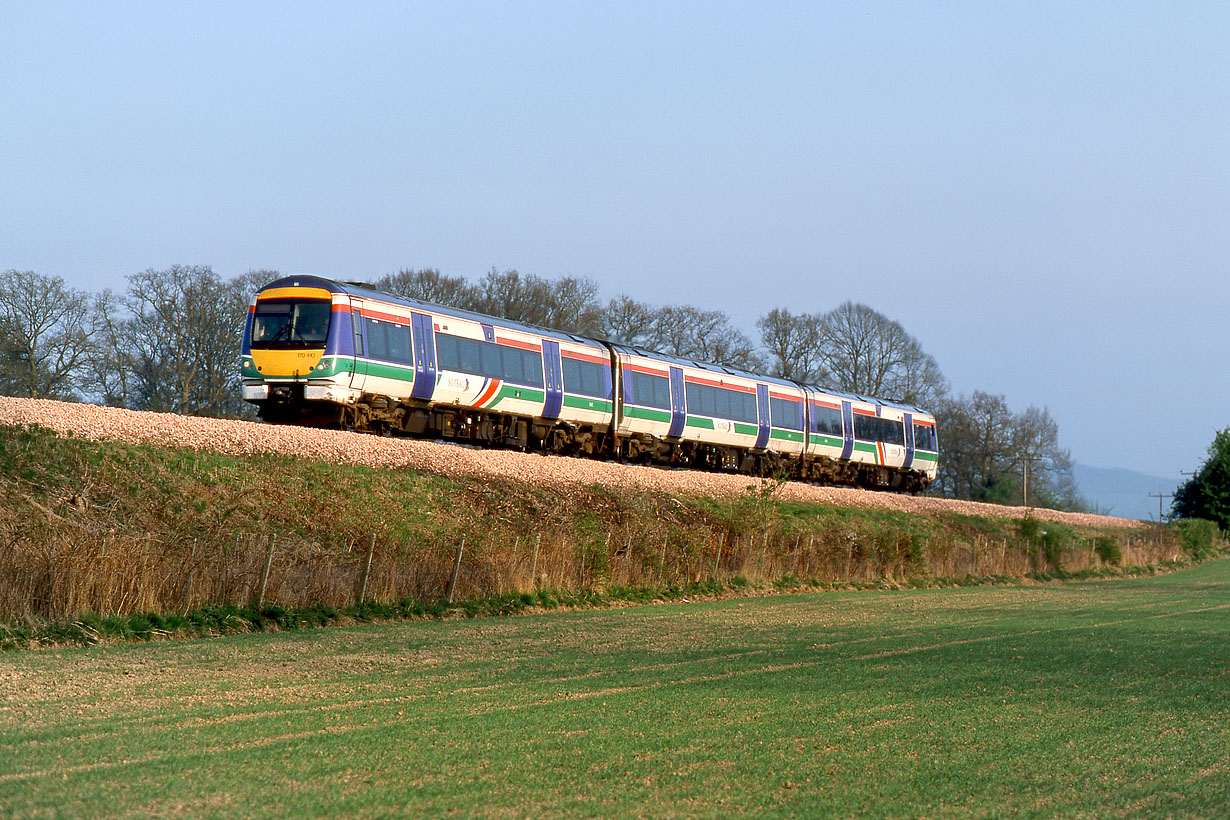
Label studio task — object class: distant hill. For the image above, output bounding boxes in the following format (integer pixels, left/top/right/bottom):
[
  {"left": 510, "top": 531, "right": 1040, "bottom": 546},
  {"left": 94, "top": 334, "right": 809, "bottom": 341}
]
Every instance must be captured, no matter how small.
[{"left": 1073, "top": 464, "right": 1180, "bottom": 522}]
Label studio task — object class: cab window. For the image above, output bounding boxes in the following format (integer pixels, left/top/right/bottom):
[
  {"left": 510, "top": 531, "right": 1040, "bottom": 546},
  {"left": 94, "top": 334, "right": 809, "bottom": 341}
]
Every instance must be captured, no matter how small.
[
  {"left": 913, "top": 423, "right": 937, "bottom": 451},
  {"left": 252, "top": 300, "right": 331, "bottom": 345}
]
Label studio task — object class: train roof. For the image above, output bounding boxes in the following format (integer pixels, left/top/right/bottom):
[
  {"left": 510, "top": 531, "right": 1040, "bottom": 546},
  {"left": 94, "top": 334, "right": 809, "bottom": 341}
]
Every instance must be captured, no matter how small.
[
  {"left": 609, "top": 343, "right": 800, "bottom": 391},
  {"left": 257, "top": 275, "right": 607, "bottom": 349},
  {"left": 255, "top": 275, "right": 935, "bottom": 418},
  {"left": 612, "top": 343, "right": 931, "bottom": 416},
  {"left": 798, "top": 382, "right": 934, "bottom": 418}
]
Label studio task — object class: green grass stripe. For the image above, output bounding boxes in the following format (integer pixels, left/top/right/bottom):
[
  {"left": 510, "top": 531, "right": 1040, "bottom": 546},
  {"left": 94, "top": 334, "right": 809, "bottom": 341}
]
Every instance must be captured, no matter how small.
[{"left": 2, "top": 562, "right": 1226, "bottom": 818}]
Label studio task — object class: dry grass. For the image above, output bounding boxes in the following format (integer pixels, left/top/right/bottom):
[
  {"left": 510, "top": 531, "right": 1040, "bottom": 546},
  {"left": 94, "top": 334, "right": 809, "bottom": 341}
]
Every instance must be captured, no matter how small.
[{"left": 0, "top": 422, "right": 1191, "bottom": 625}]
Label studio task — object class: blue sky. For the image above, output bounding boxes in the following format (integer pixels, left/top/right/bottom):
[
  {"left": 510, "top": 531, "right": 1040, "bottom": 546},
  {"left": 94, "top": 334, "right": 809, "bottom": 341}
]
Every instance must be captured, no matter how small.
[{"left": 2, "top": 1, "right": 1227, "bottom": 480}]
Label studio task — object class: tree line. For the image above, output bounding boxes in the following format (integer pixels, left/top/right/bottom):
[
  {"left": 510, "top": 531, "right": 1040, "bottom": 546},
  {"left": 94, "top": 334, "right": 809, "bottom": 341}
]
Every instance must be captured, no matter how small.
[{"left": 0, "top": 265, "right": 1085, "bottom": 510}]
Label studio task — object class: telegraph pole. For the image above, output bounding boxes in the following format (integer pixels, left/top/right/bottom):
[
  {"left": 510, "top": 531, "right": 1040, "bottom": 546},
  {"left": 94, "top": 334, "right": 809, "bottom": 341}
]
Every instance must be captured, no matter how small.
[{"left": 1149, "top": 492, "right": 1172, "bottom": 522}]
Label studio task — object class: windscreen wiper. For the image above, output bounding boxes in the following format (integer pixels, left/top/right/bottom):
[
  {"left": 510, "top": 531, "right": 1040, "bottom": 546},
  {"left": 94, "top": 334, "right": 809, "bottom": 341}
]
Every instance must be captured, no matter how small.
[{"left": 269, "top": 321, "right": 296, "bottom": 342}]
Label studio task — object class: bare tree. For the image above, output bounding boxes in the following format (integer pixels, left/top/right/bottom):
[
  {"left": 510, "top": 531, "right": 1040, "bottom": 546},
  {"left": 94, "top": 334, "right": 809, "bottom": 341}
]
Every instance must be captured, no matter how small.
[
  {"left": 0, "top": 270, "right": 96, "bottom": 399},
  {"left": 372, "top": 268, "right": 479, "bottom": 309},
  {"left": 603, "top": 294, "right": 658, "bottom": 347},
  {"left": 1010, "top": 405, "right": 1080, "bottom": 508},
  {"left": 934, "top": 391, "right": 1018, "bottom": 500},
  {"left": 757, "top": 307, "right": 826, "bottom": 382},
  {"left": 232, "top": 269, "right": 281, "bottom": 302},
  {"left": 543, "top": 275, "right": 603, "bottom": 337},
  {"left": 647, "top": 304, "right": 760, "bottom": 370},
  {"left": 600, "top": 294, "right": 760, "bottom": 370},
  {"left": 934, "top": 392, "right": 1083, "bottom": 510},
  {"left": 471, "top": 268, "right": 542, "bottom": 324},
  {"left": 817, "top": 302, "right": 947, "bottom": 407},
  {"left": 114, "top": 265, "right": 252, "bottom": 416},
  {"left": 83, "top": 288, "right": 134, "bottom": 407},
  {"left": 467, "top": 268, "right": 604, "bottom": 336}
]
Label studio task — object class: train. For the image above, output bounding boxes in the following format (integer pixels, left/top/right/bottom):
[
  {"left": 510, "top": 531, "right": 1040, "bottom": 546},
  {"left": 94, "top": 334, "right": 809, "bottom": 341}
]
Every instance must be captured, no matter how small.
[{"left": 240, "top": 275, "right": 939, "bottom": 492}]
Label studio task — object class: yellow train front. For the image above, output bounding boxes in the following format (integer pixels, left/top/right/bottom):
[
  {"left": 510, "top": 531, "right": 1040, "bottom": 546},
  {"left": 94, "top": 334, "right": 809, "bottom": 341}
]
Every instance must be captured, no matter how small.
[{"left": 240, "top": 276, "right": 363, "bottom": 425}]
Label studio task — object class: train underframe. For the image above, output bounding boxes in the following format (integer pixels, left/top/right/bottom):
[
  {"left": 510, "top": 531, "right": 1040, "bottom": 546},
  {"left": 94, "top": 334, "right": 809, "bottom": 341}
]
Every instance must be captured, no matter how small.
[{"left": 255, "top": 389, "right": 930, "bottom": 494}]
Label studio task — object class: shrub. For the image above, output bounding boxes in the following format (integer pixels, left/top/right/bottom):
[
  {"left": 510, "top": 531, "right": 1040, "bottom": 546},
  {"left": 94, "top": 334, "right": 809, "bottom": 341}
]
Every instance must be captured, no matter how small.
[
  {"left": 1016, "top": 513, "right": 1042, "bottom": 542},
  {"left": 907, "top": 533, "right": 925, "bottom": 567},
  {"left": 1094, "top": 537, "right": 1123, "bottom": 566},
  {"left": 1170, "top": 519, "right": 1222, "bottom": 560},
  {"left": 1041, "top": 529, "right": 1067, "bottom": 572},
  {"left": 1173, "top": 429, "right": 1230, "bottom": 531}
]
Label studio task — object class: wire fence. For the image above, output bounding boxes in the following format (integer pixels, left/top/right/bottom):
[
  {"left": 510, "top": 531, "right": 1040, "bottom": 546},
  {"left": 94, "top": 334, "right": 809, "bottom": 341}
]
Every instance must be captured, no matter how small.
[{"left": 0, "top": 516, "right": 1182, "bottom": 622}]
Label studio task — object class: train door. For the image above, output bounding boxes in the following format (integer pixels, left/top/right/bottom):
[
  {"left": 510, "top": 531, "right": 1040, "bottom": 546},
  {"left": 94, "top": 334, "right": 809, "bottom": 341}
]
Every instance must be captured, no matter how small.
[
  {"left": 349, "top": 300, "right": 368, "bottom": 393},
  {"left": 542, "top": 340, "right": 563, "bottom": 419},
  {"left": 902, "top": 412, "right": 915, "bottom": 470},
  {"left": 754, "top": 384, "right": 770, "bottom": 449},
  {"left": 608, "top": 344, "right": 626, "bottom": 433},
  {"left": 667, "top": 366, "right": 686, "bottom": 437},
  {"left": 410, "top": 312, "right": 437, "bottom": 401},
  {"left": 840, "top": 400, "right": 855, "bottom": 460},
  {"left": 880, "top": 416, "right": 907, "bottom": 468}
]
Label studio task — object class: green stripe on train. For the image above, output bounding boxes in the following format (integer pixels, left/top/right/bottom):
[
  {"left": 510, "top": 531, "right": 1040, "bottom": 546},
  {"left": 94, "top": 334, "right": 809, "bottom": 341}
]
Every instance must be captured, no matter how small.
[
  {"left": 487, "top": 385, "right": 547, "bottom": 407},
  {"left": 810, "top": 434, "right": 843, "bottom": 449},
  {"left": 563, "top": 395, "right": 613, "bottom": 413},
  {"left": 300, "top": 356, "right": 353, "bottom": 378},
  {"left": 770, "top": 428, "right": 805, "bottom": 443},
  {"left": 624, "top": 405, "right": 672, "bottom": 423}
]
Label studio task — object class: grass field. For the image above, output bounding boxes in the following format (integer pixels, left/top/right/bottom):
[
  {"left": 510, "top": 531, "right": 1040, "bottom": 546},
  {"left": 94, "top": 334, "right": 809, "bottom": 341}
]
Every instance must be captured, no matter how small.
[{"left": 2, "top": 560, "right": 1227, "bottom": 819}]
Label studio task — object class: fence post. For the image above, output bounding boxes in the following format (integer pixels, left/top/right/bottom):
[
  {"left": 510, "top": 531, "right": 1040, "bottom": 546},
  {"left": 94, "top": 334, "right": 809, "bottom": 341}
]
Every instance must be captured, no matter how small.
[
  {"left": 658, "top": 535, "right": 668, "bottom": 585},
  {"left": 446, "top": 539, "right": 465, "bottom": 604},
  {"left": 356, "top": 533, "right": 375, "bottom": 605},
  {"left": 252, "top": 533, "right": 276, "bottom": 610},
  {"left": 530, "top": 534, "right": 541, "bottom": 588},
  {"left": 624, "top": 536, "right": 633, "bottom": 584},
  {"left": 712, "top": 535, "right": 724, "bottom": 580}
]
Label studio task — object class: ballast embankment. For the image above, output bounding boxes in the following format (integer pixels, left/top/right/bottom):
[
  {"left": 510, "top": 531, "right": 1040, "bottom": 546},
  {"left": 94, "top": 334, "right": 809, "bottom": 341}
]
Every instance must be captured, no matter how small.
[{"left": 0, "top": 396, "right": 1138, "bottom": 529}]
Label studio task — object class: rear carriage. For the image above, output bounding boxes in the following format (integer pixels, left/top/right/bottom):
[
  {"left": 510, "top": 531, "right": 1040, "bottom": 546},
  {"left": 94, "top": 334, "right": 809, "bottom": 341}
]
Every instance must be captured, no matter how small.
[{"left": 611, "top": 346, "right": 807, "bottom": 473}]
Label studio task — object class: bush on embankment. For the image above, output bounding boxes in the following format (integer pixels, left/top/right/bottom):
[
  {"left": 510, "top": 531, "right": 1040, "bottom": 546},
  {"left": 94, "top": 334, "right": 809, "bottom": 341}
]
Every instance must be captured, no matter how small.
[{"left": 0, "top": 424, "right": 1221, "bottom": 643}]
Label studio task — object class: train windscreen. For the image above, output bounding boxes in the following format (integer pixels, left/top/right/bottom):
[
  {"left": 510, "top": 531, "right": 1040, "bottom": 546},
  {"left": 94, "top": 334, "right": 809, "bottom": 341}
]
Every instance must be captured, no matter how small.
[{"left": 251, "top": 299, "right": 331, "bottom": 345}]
